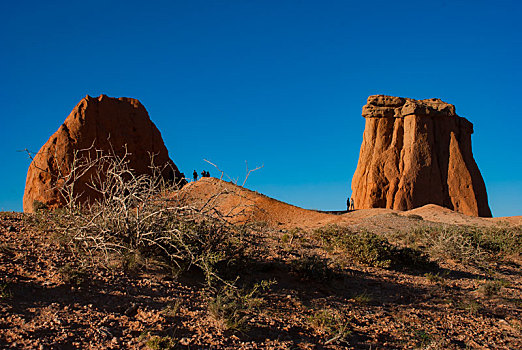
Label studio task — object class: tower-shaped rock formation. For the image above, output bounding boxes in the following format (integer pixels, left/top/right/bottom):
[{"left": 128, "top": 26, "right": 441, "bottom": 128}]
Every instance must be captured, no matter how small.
[
  {"left": 23, "top": 95, "right": 184, "bottom": 212},
  {"left": 351, "top": 95, "right": 491, "bottom": 217}
]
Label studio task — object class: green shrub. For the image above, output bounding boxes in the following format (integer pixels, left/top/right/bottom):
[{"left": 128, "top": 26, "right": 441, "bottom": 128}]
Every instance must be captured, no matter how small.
[
  {"left": 32, "top": 200, "right": 49, "bottom": 212},
  {"left": 413, "top": 329, "right": 432, "bottom": 347},
  {"left": 475, "top": 226, "right": 521, "bottom": 255},
  {"left": 344, "top": 231, "right": 394, "bottom": 268},
  {"left": 0, "top": 282, "right": 12, "bottom": 299},
  {"left": 161, "top": 300, "right": 181, "bottom": 319},
  {"left": 352, "top": 291, "right": 373, "bottom": 305},
  {"left": 208, "top": 280, "right": 274, "bottom": 332},
  {"left": 459, "top": 299, "right": 482, "bottom": 315},
  {"left": 290, "top": 253, "right": 334, "bottom": 281},
  {"left": 308, "top": 308, "right": 351, "bottom": 343},
  {"left": 424, "top": 271, "right": 448, "bottom": 284},
  {"left": 144, "top": 335, "right": 176, "bottom": 350},
  {"left": 478, "top": 280, "right": 507, "bottom": 297},
  {"left": 314, "top": 226, "right": 435, "bottom": 270},
  {"left": 59, "top": 263, "right": 88, "bottom": 287}
]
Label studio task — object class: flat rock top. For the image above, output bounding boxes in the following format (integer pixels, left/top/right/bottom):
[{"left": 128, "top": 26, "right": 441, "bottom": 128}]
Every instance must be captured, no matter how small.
[{"left": 362, "top": 94, "right": 457, "bottom": 118}]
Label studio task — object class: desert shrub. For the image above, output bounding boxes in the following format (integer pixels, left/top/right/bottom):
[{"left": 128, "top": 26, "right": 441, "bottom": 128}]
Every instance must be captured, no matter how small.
[
  {"left": 314, "top": 226, "right": 435, "bottom": 270},
  {"left": 424, "top": 271, "right": 448, "bottom": 285},
  {"left": 478, "top": 279, "right": 508, "bottom": 297},
  {"left": 0, "top": 281, "right": 12, "bottom": 299},
  {"left": 32, "top": 200, "right": 48, "bottom": 212},
  {"left": 33, "top": 148, "right": 248, "bottom": 286},
  {"left": 281, "top": 228, "right": 301, "bottom": 245},
  {"left": 393, "top": 246, "right": 438, "bottom": 270},
  {"left": 59, "top": 263, "right": 88, "bottom": 287},
  {"left": 479, "top": 282, "right": 501, "bottom": 297},
  {"left": 351, "top": 291, "right": 373, "bottom": 305},
  {"left": 408, "top": 225, "right": 521, "bottom": 265},
  {"left": 459, "top": 299, "right": 482, "bottom": 315},
  {"left": 141, "top": 333, "right": 176, "bottom": 350},
  {"left": 208, "top": 280, "right": 274, "bottom": 332},
  {"left": 161, "top": 300, "right": 181, "bottom": 319},
  {"left": 342, "top": 231, "right": 395, "bottom": 268},
  {"left": 413, "top": 329, "right": 432, "bottom": 348},
  {"left": 416, "top": 226, "right": 484, "bottom": 264},
  {"left": 308, "top": 308, "right": 351, "bottom": 344},
  {"left": 474, "top": 225, "right": 521, "bottom": 255},
  {"left": 290, "top": 253, "right": 335, "bottom": 281}
]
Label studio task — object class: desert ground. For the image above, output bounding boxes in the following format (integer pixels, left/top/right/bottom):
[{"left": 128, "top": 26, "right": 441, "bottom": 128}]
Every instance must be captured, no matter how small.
[{"left": 1, "top": 177, "right": 521, "bottom": 349}]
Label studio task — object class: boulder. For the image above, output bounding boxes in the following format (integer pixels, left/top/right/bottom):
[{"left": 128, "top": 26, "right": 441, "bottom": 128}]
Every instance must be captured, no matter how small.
[
  {"left": 351, "top": 95, "right": 491, "bottom": 217},
  {"left": 23, "top": 94, "right": 184, "bottom": 212}
]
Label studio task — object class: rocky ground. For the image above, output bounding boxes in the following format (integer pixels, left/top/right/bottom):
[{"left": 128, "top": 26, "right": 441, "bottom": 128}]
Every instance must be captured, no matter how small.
[{"left": 1, "top": 205, "right": 521, "bottom": 349}]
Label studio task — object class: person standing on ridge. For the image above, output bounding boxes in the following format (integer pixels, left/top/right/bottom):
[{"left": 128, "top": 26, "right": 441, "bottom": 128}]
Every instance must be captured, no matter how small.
[
  {"left": 193, "top": 170, "right": 198, "bottom": 182},
  {"left": 347, "top": 197, "right": 351, "bottom": 211},
  {"left": 350, "top": 198, "right": 355, "bottom": 211}
]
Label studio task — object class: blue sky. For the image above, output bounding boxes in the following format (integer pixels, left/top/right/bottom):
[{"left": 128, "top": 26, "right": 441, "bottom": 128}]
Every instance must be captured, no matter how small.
[{"left": 1, "top": 0, "right": 520, "bottom": 216}]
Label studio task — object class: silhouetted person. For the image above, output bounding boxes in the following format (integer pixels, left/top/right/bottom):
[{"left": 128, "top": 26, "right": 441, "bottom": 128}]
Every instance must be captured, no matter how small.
[
  {"left": 205, "top": 170, "right": 210, "bottom": 177},
  {"left": 347, "top": 197, "right": 351, "bottom": 211},
  {"left": 201, "top": 170, "right": 206, "bottom": 178},
  {"left": 193, "top": 170, "right": 198, "bottom": 181},
  {"left": 350, "top": 198, "right": 355, "bottom": 211}
]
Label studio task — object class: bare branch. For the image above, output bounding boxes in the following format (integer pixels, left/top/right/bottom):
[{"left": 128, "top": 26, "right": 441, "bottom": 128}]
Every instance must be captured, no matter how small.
[{"left": 242, "top": 160, "right": 264, "bottom": 187}]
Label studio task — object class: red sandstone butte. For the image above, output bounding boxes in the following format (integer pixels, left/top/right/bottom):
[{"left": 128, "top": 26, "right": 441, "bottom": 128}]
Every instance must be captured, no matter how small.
[
  {"left": 351, "top": 95, "right": 491, "bottom": 217},
  {"left": 23, "top": 95, "right": 183, "bottom": 213}
]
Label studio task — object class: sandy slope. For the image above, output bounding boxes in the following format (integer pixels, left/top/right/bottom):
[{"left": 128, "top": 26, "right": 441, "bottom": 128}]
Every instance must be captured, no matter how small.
[
  {"left": 2, "top": 181, "right": 520, "bottom": 349},
  {"left": 178, "top": 178, "right": 521, "bottom": 229},
  {"left": 403, "top": 204, "right": 522, "bottom": 226}
]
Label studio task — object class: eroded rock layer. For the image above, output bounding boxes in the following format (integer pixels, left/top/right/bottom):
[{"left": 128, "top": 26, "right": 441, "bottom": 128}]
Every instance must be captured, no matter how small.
[
  {"left": 351, "top": 95, "right": 491, "bottom": 217},
  {"left": 23, "top": 95, "right": 183, "bottom": 212}
]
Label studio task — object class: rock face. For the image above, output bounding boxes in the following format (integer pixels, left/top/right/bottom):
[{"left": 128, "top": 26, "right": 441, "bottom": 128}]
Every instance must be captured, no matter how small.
[
  {"left": 23, "top": 95, "right": 184, "bottom": 213},
  {"left": 351, "top": 95, "right": 491, "bottom": 217}
]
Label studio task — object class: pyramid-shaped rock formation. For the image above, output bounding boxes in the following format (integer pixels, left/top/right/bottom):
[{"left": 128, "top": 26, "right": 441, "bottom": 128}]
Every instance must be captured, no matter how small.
[
  {"left": 351, "top": 95, "right": 491, "bottom": 217},
  {"left": 23, "top": 95, "right": 184, "bottom": 213}
]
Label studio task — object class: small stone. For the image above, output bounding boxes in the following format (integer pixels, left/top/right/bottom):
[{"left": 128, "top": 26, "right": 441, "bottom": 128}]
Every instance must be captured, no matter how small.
[
  {"left": 125, "top": 304, "right": 138, "bottom": 316},
  {"left": 180, "top": 338, "right": 191, "bottom": 345}
]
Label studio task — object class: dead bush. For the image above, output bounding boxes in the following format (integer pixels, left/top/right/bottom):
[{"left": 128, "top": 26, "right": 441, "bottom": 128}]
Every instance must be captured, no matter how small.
[
  {"left": 408, "top": 225, "right": 521, "bottom": 265},
  {"left": 31, "top": 146, "right": 249, "bottom": 286}
]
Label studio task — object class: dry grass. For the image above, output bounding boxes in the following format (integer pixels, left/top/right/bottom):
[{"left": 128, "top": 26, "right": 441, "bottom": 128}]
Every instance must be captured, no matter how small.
[
  {"left": 399, "top": 225, "right": 522, "bottom": 266},
  {"left": 308, "top": 308, "right": 351, "bottom": 344}
]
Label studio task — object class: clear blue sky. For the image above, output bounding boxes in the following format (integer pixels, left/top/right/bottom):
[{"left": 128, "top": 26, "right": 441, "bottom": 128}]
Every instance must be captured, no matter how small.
[{"left": 1, "top": 0, "right": 520, "bottom": 216}]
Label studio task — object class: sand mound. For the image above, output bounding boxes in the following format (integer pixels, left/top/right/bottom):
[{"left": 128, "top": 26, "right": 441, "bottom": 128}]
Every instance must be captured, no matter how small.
[
  {"left": 401, "top": 204, "right": 522, "bottom": 227},
  {"left": 400, "top": 204, "right": 495, "bottom": 226},
  {"left": 177, "top": 178, "right": 520, "bottom": 230},
  {"left": 178, "top": 177, "right": 341, "bottom": 229}
]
